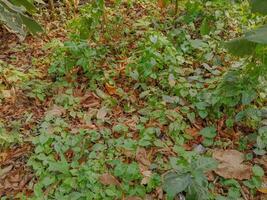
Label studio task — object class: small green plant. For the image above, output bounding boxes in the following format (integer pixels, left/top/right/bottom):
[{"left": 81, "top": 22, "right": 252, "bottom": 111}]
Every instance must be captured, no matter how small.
[
  {"left": 68, "top": 0, "right": 104, "bottom": 40},
  {"left": 0, "top": 122, "right": 22, "bottom": 149},
  {"left": 127, "top": 31, "right": 183, "bottom": 88},
  {"left": 48, "top": 39, "right": 107, "bottom": 88},
  {"left": 163, "top": 147, "right": 217, "bottom": 200},
  {"left": 243, "top": 165, "right": 265, "bottom": 194}
]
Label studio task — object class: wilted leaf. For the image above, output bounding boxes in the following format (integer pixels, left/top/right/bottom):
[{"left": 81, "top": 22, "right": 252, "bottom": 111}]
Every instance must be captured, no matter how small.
[
  {"left": 258, "top": 177, "right": 267, "bottom": 194},
  {"left": 0, "top": 165, "right": 13, "bottom": 177},
  {"left": 136, "top": 148, "right": 151, "bottom": 167},
  {"left": 45, "top": 105, "right": 66, "bottom": 117},
  {"left": 141, "top": 170, "right": 152, "bottom": 185},
  {"left": 97, "top": 107, "right": 108, "bottom": 120},
  {"left": 105, "top": 83, "right": 117, "bottom": 95},
  {"left": 99, "top": 173, "right": 120, "bottom": 186},
  {"left": 213, "top": 149, "right": 252, "bottom": 180},
  {"left": 157, "top": 0, "right": 165, "bottom": 9}
]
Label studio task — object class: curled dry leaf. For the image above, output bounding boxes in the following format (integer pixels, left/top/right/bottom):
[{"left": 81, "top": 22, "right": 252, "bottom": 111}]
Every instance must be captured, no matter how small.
[
  {"left": 99, "top": 173, "right": 120, "bottom": 186},
  {"left": 212, "top": 149, "right": 252, "bottom": 180}
]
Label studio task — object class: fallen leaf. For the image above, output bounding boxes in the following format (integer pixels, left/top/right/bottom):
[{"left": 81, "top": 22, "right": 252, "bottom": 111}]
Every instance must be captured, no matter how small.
[
  {"left": 185, "top": 127, "right": 199, "bottom": 137},
  {"left": 157, "top": 0, "right": 165, "bottom": 8},
  {"left": 141, "top": 170, "right": 152, "bottom": 185},
  {"left": 212, "top": 149, "right": 252, "bottom": 180},
  {"left": 0, "top": 165, "right": 13, "bottom": 177},
  {"left": 258, "top": 177, "right": 267, "bottom": 194},
  {"left": 99, "top": 173, "right": 120, "bottom": 186},
  {"left": 105, "top": 83, "right": 117, "bottom": 95},
  {"left": 136, "top": 148, "right": 151, "bottom": 167},
  {"left": 97, "top": 107, "right": 108, "bottom": 120},
  {"left": 45, "top": 105, "right": 66, "bottom": 117},
  {"left": 2, "top": 90, "right": 11, "bottom": 98}
]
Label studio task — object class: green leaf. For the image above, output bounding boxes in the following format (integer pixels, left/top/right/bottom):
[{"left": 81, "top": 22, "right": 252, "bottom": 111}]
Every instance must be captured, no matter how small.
[
  {"left": 225, "top": 38, "right": 257, "bottom": 56},
  {"left": 244, "top": 24, "right": 267, "bottom": 44},
  {"left": 250, "top": 0, "right": 267, "bottom": 15},
  {"left": 252, "top": 165, "right": 264, "bottom": 177},
  {"left": 242, "top": 90, "right": 257, "bottom": 105},
  {"left": 199, "top": 126, "right": 217, "bottom": 139},
  {"left": 11, "top": 0, "right": 36, "bottom": 13},
  {"left": 20, "top": 14, "right": 43, "bottom": 34},
  {"left": 163, "top": 172, "right": 191, "bottom": 198},
  {"left": 200, "top": 18, "right": 210, "bottom": 36}
]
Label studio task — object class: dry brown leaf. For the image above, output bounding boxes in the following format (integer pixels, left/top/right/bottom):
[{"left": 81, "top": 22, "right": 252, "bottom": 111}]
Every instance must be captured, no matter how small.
[
  {"left": 2, "top": 90, "right": 11, "bottom": 99},
  {"left": 105, "top": 83, "right": 117, "bottom": 95},
  {"left": 141, "top": 170, "right": 152, "bottom": 185},
  {"left": 99, "top": 173, "right": 120, "bottom": 186},
  {"left": 45, "top": 105, "right": 66, "bottom": 117},
  {"left": 97, "top": 107, "right": 108, "bottom": 120},
  {"left": 136, "top": 148, "right": 151, "bottom": 167},
  {"left": 157, "top": 0, "right": 165, "bottom": 8},
  {"left": 258, "top": 177, "right": 267, "bottom": 194},
  {"left": 185, "top": 127, "right": 199, "bottom": 138},
  {"left": 212, "top": 149, "right": 252, "bottom": 180},
  {"left": 0, "top": 165, "right": 13, "bottom": 177}
]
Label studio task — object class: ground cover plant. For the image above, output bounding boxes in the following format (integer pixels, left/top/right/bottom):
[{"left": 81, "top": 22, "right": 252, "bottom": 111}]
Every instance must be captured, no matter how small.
[{"left": 0, "top": 0, "right": 267, "bottom": 199}]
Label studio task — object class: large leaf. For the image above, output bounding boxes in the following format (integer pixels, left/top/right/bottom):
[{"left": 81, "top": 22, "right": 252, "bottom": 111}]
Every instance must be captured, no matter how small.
[
  {"left": 244, "top": 24, "right": 267, "bottom": 44},
  {"left": 0, "top": 3, "right": 26, "bottom": 38},
  {"left": 250, "top": 0, "right": 267, "bottom": 15},
  {"left": 0, "top": 0, "right": 43, "bottom": 38},
  {"left": 225, "top": 38, "right": 257, "bottom": 56},
  {"left": 163, "top": 172, "right": 191, "bottom": 198},
  {"left": 21, "top": 14, "right": 43, "bottom": 34},
  {"left": 11, "top": 0, "right": 36, "bottom": 13}
]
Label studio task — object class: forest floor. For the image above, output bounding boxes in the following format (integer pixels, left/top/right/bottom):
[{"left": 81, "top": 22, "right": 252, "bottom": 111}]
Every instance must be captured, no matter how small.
[{"left": 0, "top": 1, "right": 267, "bottom": 200}]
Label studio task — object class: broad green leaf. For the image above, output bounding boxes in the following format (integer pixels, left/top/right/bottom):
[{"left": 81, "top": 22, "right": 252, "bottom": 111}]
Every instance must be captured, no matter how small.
[
  {"left": 163, "top": 172, "right": 191, "bottom": 198},
  {"left": 225, "top": 38, "right": 257, "bottom": 56},
  {"left": 250, "top": 0, "right": 267, "bottom": 15},
  {"left": 199, "top": 126, "right": 217, "bottom": 139},
  {"left": 252, "top": 165, "right": 264, "bottom": 177},
  {"left": 244, "top": 25, "right": 267, "bottom": 44},
  {"left": 11, "top": 0, "right": 36, "bottom": 13},
  {"left": 242, "top": 90, "right": 256, "bottom": 105},
  {"left": 20, "top": 14, "right": 43, "bottom": 34}
]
